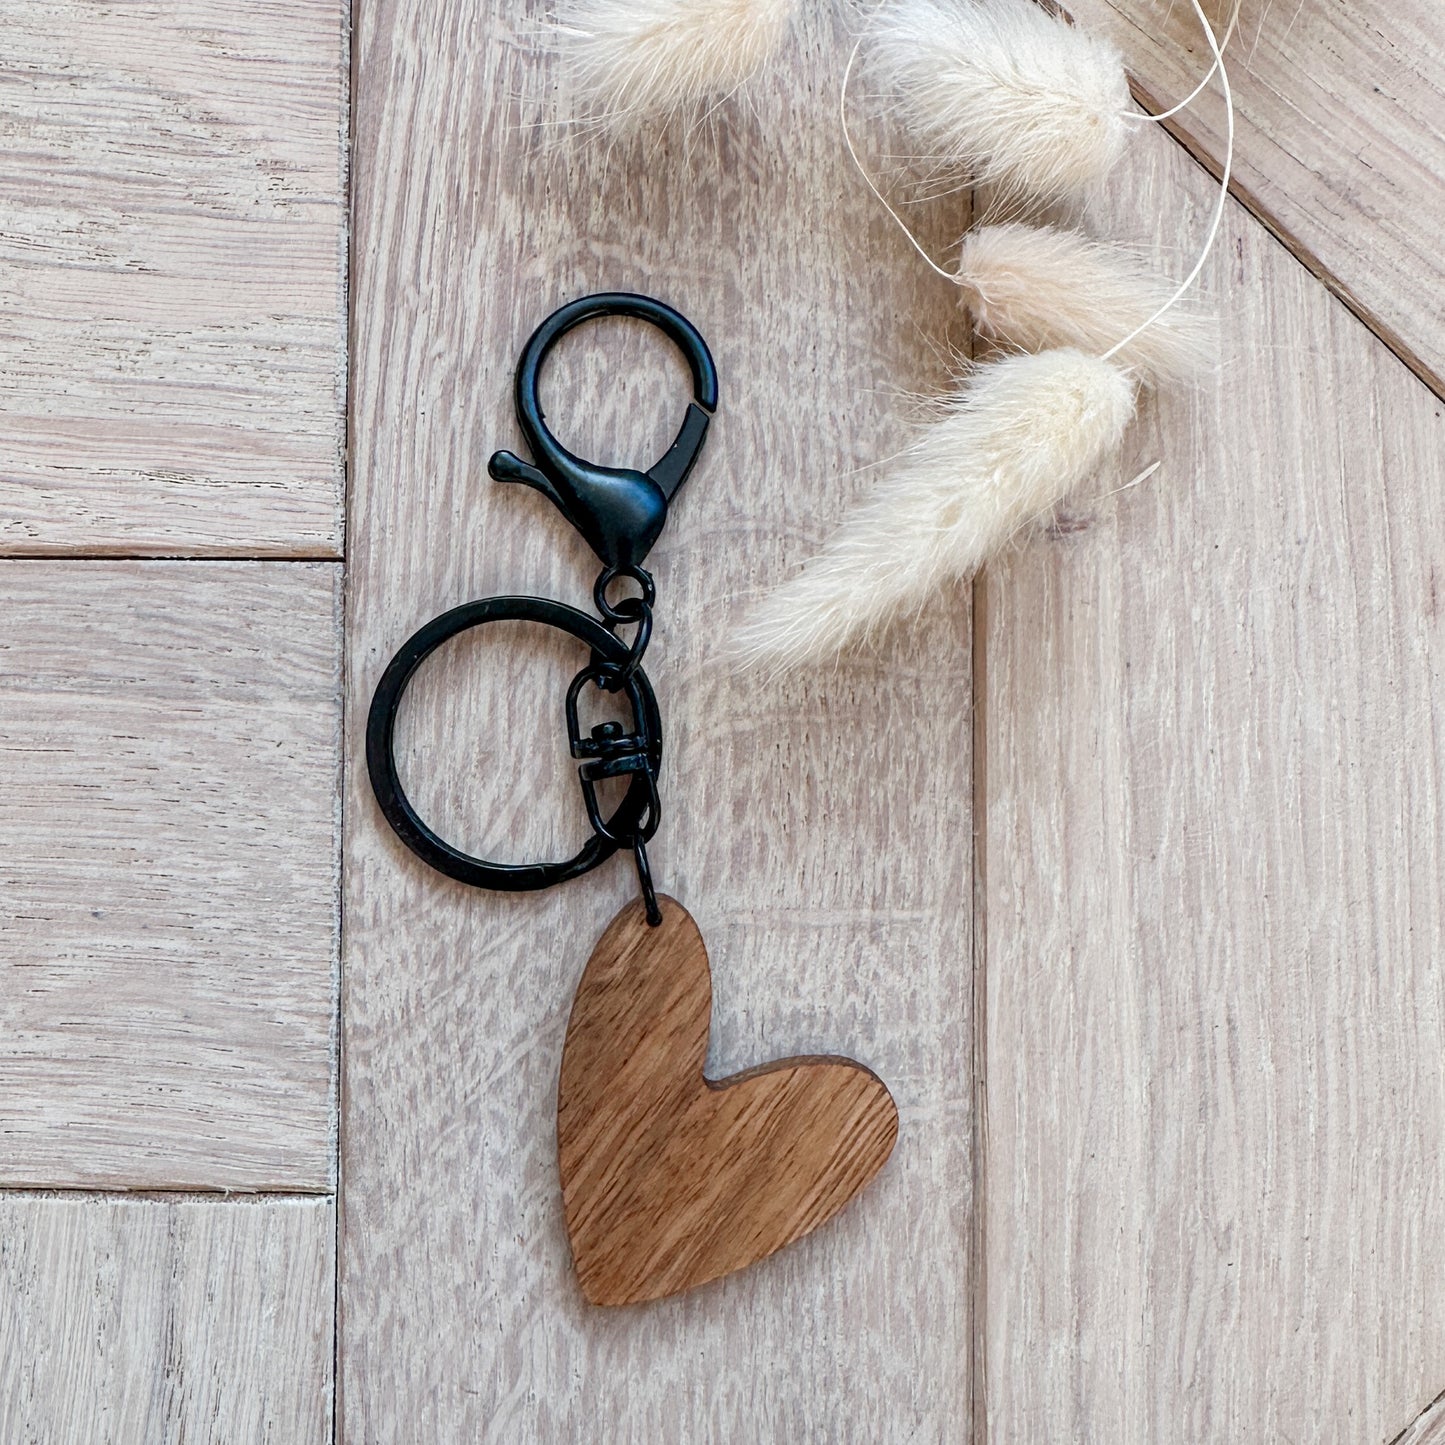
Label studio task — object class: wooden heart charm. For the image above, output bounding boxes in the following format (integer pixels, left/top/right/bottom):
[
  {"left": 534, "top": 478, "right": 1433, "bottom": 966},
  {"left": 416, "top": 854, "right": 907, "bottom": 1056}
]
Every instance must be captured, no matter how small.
[{"left": 557, "top": 896, "right": 899, "bottom": 1305}]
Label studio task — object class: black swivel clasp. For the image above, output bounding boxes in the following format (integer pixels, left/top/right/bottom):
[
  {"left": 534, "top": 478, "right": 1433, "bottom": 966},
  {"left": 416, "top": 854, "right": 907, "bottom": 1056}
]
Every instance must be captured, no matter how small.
[
  {"left": 487, "top": 293, "right": 719, "bottom": 571},
  {"left": 368, "top": 292, "right": 716, "bottom": 929}
]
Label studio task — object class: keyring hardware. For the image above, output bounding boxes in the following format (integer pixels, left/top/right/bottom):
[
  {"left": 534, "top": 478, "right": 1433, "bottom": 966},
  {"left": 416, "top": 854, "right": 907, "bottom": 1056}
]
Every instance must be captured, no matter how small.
[
  {"left": 367, "top": 291, "right": 899, "bottom": 1309},
  {"left": 366, "top": 292, "right": 717, "bottom": 925}
]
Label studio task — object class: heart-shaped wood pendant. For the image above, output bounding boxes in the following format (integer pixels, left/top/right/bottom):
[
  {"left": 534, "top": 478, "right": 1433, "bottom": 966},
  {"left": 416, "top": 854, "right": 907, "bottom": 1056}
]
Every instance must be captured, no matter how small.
[{"left": 557, "top": 896, "right": 899, "bottom": 1305}]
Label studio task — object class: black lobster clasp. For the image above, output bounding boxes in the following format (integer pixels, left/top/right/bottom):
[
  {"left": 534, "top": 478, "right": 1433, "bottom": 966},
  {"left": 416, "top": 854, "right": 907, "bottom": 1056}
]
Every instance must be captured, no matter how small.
[{"left": 487, "top": 293, "right": 718, "bottom": 571}]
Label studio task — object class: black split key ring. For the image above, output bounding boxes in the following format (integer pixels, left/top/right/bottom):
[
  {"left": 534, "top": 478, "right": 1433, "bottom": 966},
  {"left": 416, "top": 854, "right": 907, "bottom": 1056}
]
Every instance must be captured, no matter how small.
[{"left": 365, "top": 595, "right": 661, "bottom": 891}]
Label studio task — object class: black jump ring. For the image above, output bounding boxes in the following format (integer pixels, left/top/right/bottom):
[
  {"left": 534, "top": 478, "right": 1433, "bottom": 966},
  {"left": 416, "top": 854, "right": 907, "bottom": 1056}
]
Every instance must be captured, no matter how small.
[
  {"left": 366, "top": 595, "right": 661, "bottom": 892},
  {"left": 593, "top": 564, "right": 656, "bottom": 624}
]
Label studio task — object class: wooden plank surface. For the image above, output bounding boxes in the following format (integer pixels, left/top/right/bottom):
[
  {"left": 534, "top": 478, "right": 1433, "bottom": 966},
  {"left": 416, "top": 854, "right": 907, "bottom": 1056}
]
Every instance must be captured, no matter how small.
[
  {"left": 1394, "top": 1391, "right": 1445, "bottom": 1445},
  {"left": 343, "top": 1, "right": 973, "bottom": 1436},
  {"left": 1068, "top": 0, "right": 1445, "bottom": 394},
  {"left": 0, "top": 0, "right": 347, "bottom": 556},
  {"left": 981, "top": 118, "right": 1445, "bottom": 1440},
  {"left": 0, "top": 1194, "right": 334, "bottom": 1443},
  {"left": 0, "top": 561, "right": 341, "bottom": 1190}
]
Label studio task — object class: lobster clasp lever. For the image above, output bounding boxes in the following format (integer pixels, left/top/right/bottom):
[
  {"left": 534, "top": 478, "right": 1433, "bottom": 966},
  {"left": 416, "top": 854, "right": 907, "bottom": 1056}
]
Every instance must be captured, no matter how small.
[{"left": 487, "top": 292, "right": 718, "bottom": 573}]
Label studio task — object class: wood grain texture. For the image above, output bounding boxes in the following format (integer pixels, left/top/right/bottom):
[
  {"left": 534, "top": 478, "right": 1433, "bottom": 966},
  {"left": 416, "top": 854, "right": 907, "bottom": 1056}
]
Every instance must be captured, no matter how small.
[
  {"left": 1067, "top": 0, "right": 1445, "bottom": 393},
  {"left": 559, "top": 897, "right": 898, "bottom": 1306},
  {"left": 0, "top": 0, "right": 347, "bottom": 556},
  {"left": 0, "top": 1194, "right": 334, "bottom": 1443},
  {"left": 981, "top": 118, "right": 1445, "bottom": 1441},
  {"left": 1393, "top": 1390, "right": 1445, "bottom": 1445},
  {"left": 0, "top": 561, "right": 341, "bottom": 1190},
  {"left": 343, "top": 0, "right": 973, "bottom": 1436}
]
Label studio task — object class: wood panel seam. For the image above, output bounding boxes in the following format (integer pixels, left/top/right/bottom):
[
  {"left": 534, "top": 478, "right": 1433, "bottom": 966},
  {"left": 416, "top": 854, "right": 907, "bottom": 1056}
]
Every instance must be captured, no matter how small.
[
  {"left": 1389, "top": 1387, "right": 1445, "bottom": 1445},
  {"left": 1126, "top": 78, "right": 1445, "bottom": 404},
  {"left": 0, "top": 551, "right": 344, "bottom": 563},
  {"left": 0, "top": 1188, "right": 338, "bottom": 1203},
  {"left": 969, "top": 569, "right": 991, "bottom": 1445},
  {"left": 333, "top": 0, "right": 357, "bottom": 1427}
]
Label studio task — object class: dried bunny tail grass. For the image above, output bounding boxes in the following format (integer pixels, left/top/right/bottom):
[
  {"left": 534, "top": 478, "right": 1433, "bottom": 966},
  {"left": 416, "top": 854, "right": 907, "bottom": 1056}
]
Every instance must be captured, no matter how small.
[
  {"left": 865, "top": 0, "right": 1130, "bottom": 209},
  {"left": 957, "top": 222, "right": 1215, "bottom": 384},
  {"left": 555, "top": 0, "right": 796, "bottom": 125},
  {"left": 730, "top": 349, "right": 1136, "bottom": 670}
]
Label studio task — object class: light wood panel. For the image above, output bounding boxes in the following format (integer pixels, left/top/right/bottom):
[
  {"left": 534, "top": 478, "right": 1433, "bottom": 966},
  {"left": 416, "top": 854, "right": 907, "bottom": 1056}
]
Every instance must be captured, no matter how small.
[
  {"left": 0, "top": 1194, "right": 334, "bottom": 1443},
  {"left": 981, "top": 119, "right": 1445, "bottom": 1440},
  {"left": 0, "top": 561, "right": 341, "bottom": 1190},
  {"left": 1068, "top": 0, "right": 1445, "bottom": 393},
  {"left": 343, "top": 0, "right": 973, "bottom": 1435},
  {"left": 0, "top": 0, "right": 347, "bottom": 556}
]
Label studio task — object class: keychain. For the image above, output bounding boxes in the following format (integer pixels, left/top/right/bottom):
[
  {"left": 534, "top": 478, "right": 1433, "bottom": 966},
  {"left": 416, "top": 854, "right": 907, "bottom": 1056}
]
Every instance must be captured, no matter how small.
[{"left": 367, "top": 292, "right": 898, "bottom": 1305}]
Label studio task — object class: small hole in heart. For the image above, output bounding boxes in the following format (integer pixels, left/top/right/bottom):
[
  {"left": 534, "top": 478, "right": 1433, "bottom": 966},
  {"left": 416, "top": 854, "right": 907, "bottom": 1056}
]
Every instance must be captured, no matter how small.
[{"left": 389, "top": 619, "right": 631, "bottom": 866}]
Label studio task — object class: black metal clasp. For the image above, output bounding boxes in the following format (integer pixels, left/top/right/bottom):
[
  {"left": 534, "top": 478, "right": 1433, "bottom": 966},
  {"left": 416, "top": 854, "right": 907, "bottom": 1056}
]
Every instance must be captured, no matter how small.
[
  {"left": 487, "top": 293, "right": 719, "bottom": 571},
  {"left": 369, "top": 292, "right": 716, "bottom": 927}
]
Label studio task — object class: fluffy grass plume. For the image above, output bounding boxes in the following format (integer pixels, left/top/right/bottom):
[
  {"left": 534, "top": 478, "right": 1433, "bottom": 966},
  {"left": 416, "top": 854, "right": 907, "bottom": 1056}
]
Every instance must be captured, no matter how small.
[
  {"left": 731, "top": 349, "right": 1136, "bottom": 669},
  {"left": 557, "top": 0, "right": 796, "bottom": 125},
  {"left": 957, "top": 222, "right": 1213, "bottom": 383},
  {"left": 867, "top": 0, "right": 1130, "bottom": 208}
]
